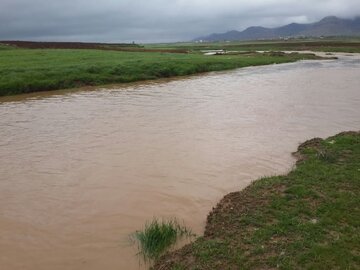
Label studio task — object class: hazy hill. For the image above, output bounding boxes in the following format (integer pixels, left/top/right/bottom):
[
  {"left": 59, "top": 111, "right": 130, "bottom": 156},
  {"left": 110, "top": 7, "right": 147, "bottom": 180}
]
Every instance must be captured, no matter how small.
[{"left": 194, "top": 16, "right": 360, "bottom": 41}]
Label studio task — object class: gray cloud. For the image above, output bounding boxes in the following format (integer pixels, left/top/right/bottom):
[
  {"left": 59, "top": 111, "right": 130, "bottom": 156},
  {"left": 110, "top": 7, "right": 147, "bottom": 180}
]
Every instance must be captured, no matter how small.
[{"left": 0, "top": 0, "right": 359, "bottom": 43}]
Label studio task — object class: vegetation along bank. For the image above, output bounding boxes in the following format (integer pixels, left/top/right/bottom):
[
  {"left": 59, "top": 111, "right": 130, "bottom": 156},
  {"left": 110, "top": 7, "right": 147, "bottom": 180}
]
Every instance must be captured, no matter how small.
[
  {"left": 154, "top": 131, "right": 360, "bottom": 269},
  {"left": 0, "top": 42, "right": 324, "bottom": 96}
]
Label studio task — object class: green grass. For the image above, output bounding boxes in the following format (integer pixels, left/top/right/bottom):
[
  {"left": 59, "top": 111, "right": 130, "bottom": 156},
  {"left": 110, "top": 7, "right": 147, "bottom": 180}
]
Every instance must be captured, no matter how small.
[
  {"left": 146, "top": 39, "right": 360, "bottom": 53},
  {"left": 0, "top": 44, "right": 15, "bottom": 51},
  {"left": 132, "top": 219, "right": 193, "bottom": 263},
  {"left": 154, "top": 132, "right": 360, "bottom": 269},
  {"left": 0, "top": 49, "right": 321, "bottom": 96}
]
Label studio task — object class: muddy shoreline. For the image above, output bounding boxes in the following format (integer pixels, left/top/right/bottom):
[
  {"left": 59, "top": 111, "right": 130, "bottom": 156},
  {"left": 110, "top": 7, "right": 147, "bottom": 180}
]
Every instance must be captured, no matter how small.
[{"left": 154, "top": 131, "right": 360, "bottom": 269}]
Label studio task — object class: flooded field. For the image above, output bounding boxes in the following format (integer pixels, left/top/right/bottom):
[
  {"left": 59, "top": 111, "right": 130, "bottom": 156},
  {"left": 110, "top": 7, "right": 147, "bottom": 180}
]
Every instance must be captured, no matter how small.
[{"left": 1, "top": 53, "right": 359, "bottom": 270}]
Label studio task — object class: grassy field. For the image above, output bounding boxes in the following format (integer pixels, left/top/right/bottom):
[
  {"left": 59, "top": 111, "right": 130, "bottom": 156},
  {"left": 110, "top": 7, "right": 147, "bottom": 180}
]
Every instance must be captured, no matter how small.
[
  {"left": 154, "top": 131, "right": 360, "bottom": 270},
  {"left": 0, "top": 44, "right": 14, "bottom": 51},
  {"left": 0, "top": 48, "right": 321, "bottom": 96},
  {"left": 147, "top": 39, "right": 360, "bottom": 53}
]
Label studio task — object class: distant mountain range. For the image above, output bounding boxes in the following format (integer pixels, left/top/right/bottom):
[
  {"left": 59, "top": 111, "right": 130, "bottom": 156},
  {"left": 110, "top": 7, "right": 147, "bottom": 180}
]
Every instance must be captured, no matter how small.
[{"left": 194, "top": 16, "right": 360, "bottom": 42}]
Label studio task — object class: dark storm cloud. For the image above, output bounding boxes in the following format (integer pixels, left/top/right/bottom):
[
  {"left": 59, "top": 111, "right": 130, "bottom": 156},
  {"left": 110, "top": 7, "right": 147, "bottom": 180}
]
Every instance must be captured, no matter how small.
[{"left": 0, "top": 0, "right": 359, "bottom": 43}]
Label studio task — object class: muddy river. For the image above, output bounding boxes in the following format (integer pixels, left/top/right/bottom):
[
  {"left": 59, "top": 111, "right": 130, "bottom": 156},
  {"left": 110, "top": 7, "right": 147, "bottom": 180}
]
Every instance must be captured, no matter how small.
[{"left": 0, "top": 53, "right": 359, "bottom": 270}]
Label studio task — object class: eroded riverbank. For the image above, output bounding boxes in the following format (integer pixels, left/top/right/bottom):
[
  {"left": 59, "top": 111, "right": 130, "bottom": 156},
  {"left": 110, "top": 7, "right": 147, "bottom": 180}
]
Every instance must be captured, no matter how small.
[
  {"left": 154, "top": 131, "right": 360, "bottom": 269},
  {"left": 0, "top": 53, "right": 359, "bottom": 270}
]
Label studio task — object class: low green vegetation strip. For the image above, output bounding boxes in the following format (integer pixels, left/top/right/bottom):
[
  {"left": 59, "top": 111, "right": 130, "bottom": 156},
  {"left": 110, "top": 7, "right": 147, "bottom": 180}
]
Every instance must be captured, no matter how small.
[
  {"left": 0, "top": 49, "right": 320, "bottom": 96},
  {"left": 154, "top": 131, "right": 360, "bottom": 270},
  {"left": 148, "top": 40, "right": 360, "bottom": 53}
]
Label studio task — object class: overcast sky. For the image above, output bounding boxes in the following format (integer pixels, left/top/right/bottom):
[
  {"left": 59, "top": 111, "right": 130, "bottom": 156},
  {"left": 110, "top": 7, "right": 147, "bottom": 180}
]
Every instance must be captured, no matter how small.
[{"left": 1, "top": 0, "right": 359, "bottom": 43}]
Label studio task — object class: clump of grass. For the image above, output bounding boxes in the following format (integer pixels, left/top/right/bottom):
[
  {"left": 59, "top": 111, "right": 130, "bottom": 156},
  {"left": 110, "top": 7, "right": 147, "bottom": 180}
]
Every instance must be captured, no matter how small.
[{"left": 131, "top": 218, "right": 193, "bottom": 263}]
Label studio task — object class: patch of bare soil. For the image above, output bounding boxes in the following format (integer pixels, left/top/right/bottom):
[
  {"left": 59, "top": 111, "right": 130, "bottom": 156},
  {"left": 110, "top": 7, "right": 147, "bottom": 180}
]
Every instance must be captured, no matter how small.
[{"left": 153, "top": 181, "right": 288, "bottom": 269}]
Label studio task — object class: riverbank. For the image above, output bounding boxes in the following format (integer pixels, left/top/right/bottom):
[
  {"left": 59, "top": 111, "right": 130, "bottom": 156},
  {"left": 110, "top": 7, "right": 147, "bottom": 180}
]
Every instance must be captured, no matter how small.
[
  {"left": 147, "top": 39, "right": 360, "bottom": 54},
  {"left": 0, "top": 49, "right": 322, "bottom": 96},
  {"left": 154, "top": 131, "right": 360, "bottom": 269}
]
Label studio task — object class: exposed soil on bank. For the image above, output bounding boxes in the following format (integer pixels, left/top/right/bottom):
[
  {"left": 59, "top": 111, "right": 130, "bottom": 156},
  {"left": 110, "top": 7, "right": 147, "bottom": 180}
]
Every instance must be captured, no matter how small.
[{"left": 154, "top": 131, "right": 360, "bottom": 270}]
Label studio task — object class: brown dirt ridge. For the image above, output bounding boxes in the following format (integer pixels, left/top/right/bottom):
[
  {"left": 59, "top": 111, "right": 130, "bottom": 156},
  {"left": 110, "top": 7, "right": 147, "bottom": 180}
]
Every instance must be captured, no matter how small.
[{"left": 0, "top": 41, "right": 189, "bottom": 53}]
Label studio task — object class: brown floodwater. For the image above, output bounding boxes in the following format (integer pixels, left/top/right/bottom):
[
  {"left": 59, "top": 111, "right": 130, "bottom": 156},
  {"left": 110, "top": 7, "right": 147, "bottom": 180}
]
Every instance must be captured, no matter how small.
[{"left": 0, "top": 53, "right": 359, "bottom": 270}]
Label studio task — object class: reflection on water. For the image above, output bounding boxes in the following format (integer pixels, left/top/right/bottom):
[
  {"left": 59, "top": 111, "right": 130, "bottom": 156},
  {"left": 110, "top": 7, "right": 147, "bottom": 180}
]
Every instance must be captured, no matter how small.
[{"left": 0, "top": 53, "right": 359, "bottom": 270}]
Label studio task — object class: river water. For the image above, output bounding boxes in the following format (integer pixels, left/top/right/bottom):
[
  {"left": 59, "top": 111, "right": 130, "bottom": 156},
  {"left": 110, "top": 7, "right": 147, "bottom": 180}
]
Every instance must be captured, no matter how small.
[{"left": 0, "top": 53, "right": 359, "bottom": 270}]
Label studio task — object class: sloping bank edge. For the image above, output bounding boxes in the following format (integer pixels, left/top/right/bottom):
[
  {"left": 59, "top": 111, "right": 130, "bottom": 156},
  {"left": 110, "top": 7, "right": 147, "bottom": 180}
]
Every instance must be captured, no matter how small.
[{"left": 153, "top": 131, "right": 360, "bottom": 270}]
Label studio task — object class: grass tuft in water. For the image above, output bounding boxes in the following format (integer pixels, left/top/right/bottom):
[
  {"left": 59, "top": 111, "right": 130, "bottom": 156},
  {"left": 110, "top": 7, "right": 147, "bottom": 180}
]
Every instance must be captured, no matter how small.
[{"left": 131, "top": 218, "right": 193, "bottom": 262}]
